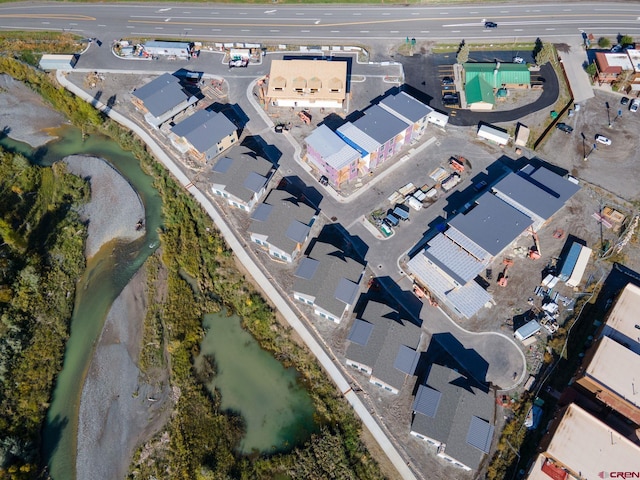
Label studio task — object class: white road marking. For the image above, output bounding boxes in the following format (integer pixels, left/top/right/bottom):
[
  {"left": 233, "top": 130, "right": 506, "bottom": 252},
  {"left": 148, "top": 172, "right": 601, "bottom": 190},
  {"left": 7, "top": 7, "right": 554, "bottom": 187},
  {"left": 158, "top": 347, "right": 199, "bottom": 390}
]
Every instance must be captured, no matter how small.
[
  {"left": 241, "top": 29, "right": 250, "bottom": 32},
  {"left": 451, "top": 30, "right": 460, "bottom": 33},
  {"left": 353, "top": 13, "right": 361, "bottom": 15},
  {"left": 390, "top": 30, "right": 399, "bottom": 33},
  {"left": 41, "top": 21, "right": 49, "bottom": 24},
  {"left": 420, "top": 30, "right": 430, "bottom": 33},
  {"left": 157, "top": 8, "right": 171, "bottom": 12},
  {"left": 69, "top": 23, "right": 77, "bottom": 25},
  {"left": 331, "top": 30, "right": 340, "bottom": 33},
  {"left": 98, "top": 24, "right": 106, "bottom": 27},
  {"left": 270, "top": 29, "right": 280, "bottom": 32},
  {"left": 264, "top": 9, "right": 276, "bottom": 14},
  {"left": 546, "top": 28, "right": 556, "bottom": 30},
  {"left": 315, "top": 20, "right": 320, "bottom": 24},
  {"left": 411, "top": 12, "right": 419, "bottom": 15},
  {"left": 296, "top": 13, "right": 304, "bottom": 15},
  {"left": 382, "top": 13, "right": 390, "bottom": 16},
  {"left": 301, "top": 30, "right": 310, "bottom": 32},
  {"left": 360, "top": 30, "right": 369, "bottom": 33},
  {"left": 514, "top": 28, "right": 523, "bottom": 31},
  {"left": 164, "top": 18, "right": 171, "bottom": 22},
  {"left": 155, "top": 27, "right": 163, "bottom": 29}
]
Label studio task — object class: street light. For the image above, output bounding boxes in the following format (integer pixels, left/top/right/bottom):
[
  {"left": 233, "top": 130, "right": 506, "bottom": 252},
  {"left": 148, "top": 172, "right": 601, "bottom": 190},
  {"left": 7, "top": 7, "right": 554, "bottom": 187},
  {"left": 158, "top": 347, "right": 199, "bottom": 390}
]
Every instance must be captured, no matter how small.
[
  {"left": 581, "top": 132, "right": 587, "bottom": 161},
  {"left": 606, "top": 101, "right": 611, "bottom": 128}
]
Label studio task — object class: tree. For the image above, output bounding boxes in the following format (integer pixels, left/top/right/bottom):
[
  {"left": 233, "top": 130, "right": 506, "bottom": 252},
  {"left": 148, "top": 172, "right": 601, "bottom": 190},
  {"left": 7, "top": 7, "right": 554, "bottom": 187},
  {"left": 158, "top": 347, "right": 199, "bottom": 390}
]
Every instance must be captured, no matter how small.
[
  {"left": 456, "top": 41, "right": 470, "bottom": 64},
  {"left": 620, "top": 35, "right": 634, "bottom": 46},
  {"left": 585, "top": 63, "right": 597, "bottom": 77},
  {"left": 535, "top": 42, "right": 556, "bottom": 66},
  {"left": 598, "top": 37, "right": 611, "bottom": 49}
]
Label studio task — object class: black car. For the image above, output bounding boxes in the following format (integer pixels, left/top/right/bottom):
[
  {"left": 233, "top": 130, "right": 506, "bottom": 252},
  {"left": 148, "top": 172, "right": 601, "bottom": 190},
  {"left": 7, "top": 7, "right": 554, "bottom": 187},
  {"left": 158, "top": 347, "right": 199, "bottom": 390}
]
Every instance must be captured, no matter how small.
[
  {"left": 484, "top": 21, "right": 498, "bottom": 28},
  {"left": 319, "top": 175, "right": 329, "bottom": 186},
  {"left": 442, "top": 93, "right": 459, "bottom": 106},
  {"left": 556, "top": 122, "right": 573, "bottom": 134},
  {"left": 442, "top": 76, "right": 454, "bottom": 85},
  {"left": 621, "top": 96, "right": 630, "bottom": 106}
]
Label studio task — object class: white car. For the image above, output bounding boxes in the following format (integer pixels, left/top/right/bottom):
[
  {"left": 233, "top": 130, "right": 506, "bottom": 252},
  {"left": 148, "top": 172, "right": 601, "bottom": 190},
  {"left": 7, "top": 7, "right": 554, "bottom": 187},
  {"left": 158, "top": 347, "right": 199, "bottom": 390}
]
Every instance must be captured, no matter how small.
[
  {"left": 630, "top": 99, "right": 639, "bottom": 113},
  {"left": 513, "top": 56, "right": 525, "bottom": 64},
  {"left": 595, "top": 134, "right": 612, "bottom": 146}
]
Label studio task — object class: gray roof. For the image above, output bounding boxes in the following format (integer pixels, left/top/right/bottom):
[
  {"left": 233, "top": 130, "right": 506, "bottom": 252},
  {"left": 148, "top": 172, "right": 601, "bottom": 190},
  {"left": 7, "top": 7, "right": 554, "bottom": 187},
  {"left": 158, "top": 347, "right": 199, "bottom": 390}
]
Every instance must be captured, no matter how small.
[
  {"left": 337, "top": 121, "right": 381, "bottom": 154},
  {"left": 407, "top": 253, "right": 492, "bottom": 319},
  {"left": 413, "top": 385, "right": 442, "bottom": 418},
  {"left": 293, "top": 241, "right": 365, "bottom": 319},
  {"left": 492, "top": 165, "right": 580, "bottom": 220},
  {"left": 295, "top": 257, "right": 319, "bottom": 280},
  {"left": 133, "top": 73, "right": 190, "bottom": 118},
  {"left": 448, "top": 192, "right": 533, "bottom": 257},
  {"left": 379, "top": 91, "right": 433, "bottom": 123},
  {"left": 345, "top": 301, "right": 421, "bottom": 391},
  {"left": 411, "top": 364, "right": 495, "bottom": 470},
  {"left": 352, "top": 104, "right": 410, "bottom": 144},
  {"left": 423, "top": 232, "right": 487, "bottom": 285},
  {"left": 211, "top": 151, "right": 273, "bottom": 203},
  {"left": 171, "top": 109, "right": 237, "bottom": 156},
  {"left": 249, "top": 189, "right": 317, "bottom": 255},
  {"left": 347, "top": 318, "right": 374, "bottom": 346},
  {"left": 305, "top": 124, "right": 360, "bottom": 170}
]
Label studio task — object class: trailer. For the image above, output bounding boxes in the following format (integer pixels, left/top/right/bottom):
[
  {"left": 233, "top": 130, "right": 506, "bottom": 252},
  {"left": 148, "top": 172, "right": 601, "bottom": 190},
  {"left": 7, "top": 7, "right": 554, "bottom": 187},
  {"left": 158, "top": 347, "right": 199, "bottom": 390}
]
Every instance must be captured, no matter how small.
[
  {"left": 515, "top": 320, "right": 541, "bottom": 342},
  {"left": 558, "top": 242, "right": 582, "bottom": 281},
  {"left": 441, "top": 173, "right": 461, "bottom": 192},
  {"left": 407, "top": 196, "right": 423, "bottom": 211},
  {"left": 566, "top": 246, "right": 592, "bottom": 287},
  {"left": 398, "top": 183, "right": 416, "bottom": 196},
  {"left": 429, "top": 167, "right": 448, "bottom": 183}
]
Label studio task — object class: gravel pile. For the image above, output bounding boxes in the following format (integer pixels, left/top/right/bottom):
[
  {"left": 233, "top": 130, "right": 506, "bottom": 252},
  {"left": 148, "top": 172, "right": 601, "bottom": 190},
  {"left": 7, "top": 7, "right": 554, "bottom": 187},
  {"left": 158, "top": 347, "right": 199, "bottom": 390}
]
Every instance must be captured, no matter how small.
[
  {"left": 76, "top": 266, "right": 171, "bottom": 480},
  {"left": 63, "top": 155, "right": 145, "bottom": 258},
  {"left": 0, "top": 74, "right": 67, "bottom": 147}
]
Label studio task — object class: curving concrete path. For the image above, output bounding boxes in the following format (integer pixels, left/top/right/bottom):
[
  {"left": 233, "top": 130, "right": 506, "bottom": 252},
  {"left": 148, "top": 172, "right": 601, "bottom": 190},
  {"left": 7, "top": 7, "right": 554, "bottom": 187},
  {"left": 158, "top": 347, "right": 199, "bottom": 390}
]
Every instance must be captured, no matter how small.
[{"left": 57, "top": 71, "right": 418, "bottom": 480}]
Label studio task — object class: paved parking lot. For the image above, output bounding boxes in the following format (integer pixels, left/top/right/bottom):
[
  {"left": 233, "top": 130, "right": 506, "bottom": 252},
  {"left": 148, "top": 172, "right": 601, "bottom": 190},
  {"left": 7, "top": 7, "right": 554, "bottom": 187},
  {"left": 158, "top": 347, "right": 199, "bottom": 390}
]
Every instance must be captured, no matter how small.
[{"left": 396, "top": 49, "right": 559, "bottom": 126}]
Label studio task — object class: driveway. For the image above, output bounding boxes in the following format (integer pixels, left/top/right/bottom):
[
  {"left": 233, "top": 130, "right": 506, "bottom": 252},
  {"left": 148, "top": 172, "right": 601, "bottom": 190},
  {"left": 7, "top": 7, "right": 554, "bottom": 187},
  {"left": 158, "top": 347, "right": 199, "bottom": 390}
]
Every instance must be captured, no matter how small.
[{"left": 396, "top": 51, "right": 559, "bottom": 126}]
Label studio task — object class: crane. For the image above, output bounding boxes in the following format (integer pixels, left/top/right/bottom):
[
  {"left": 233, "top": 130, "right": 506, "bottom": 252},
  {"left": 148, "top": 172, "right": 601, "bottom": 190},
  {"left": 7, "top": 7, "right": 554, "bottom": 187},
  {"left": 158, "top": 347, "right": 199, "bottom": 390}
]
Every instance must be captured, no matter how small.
[{"left": 497, "top": 258, "right": 514, "bottom": 287}]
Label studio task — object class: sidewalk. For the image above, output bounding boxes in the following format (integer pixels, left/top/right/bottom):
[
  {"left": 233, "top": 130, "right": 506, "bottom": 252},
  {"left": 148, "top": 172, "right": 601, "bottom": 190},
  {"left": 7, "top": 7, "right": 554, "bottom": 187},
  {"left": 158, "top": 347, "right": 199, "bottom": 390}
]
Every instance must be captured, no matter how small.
[{"left": 57, "top": 70, "right": 418, "bottom": 480}]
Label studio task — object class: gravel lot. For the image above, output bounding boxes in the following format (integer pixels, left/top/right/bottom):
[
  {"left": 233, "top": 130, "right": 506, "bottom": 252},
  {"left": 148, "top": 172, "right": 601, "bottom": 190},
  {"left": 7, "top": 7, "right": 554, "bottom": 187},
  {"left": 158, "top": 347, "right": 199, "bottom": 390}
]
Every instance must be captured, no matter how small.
[
  {"left": 63, "top": 155, "right": 145, "bottom": 258},
  {"left": 0, "top": 74, "right": 67, "bottom": 147}
]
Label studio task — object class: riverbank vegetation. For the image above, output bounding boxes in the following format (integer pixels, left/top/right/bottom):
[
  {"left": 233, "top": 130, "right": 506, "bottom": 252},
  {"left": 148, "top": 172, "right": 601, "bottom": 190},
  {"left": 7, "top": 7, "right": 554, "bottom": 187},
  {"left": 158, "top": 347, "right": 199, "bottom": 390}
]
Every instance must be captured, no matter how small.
[
  {"left": 0, "top": 32, "right": 82, "bottom": 67},
  {"left": 0, "top": 57, "right": 386, "bottom": 478},
  {"left": 0, "top": 149, "right": 88, "bottom": 479},
  {"left": 128, "top": 141, "right": 384, "bottom": 479}
]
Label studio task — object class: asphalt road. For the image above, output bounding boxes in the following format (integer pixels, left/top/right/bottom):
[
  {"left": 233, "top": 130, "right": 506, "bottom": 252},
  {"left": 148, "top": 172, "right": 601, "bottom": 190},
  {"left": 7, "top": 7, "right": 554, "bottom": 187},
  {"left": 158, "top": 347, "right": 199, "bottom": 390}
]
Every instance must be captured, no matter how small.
[{"left": 1, "top": 2, "right": 640, "bottom": 44}]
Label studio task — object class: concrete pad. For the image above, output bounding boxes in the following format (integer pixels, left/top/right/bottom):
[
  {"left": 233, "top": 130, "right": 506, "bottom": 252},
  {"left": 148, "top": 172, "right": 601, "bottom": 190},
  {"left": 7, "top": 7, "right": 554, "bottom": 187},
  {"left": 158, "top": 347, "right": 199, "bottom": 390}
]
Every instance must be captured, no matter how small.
[{"left": 558, "top": 42, "right": 594, "bottom": 104}]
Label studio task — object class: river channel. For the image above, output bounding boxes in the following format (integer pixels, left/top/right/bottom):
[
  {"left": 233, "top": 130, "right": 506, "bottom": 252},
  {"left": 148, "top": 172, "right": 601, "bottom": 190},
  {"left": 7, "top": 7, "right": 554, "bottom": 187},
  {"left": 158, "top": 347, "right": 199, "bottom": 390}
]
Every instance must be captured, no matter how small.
[{"left": 1, "top": 125, "right": 316, "bottom": 478}]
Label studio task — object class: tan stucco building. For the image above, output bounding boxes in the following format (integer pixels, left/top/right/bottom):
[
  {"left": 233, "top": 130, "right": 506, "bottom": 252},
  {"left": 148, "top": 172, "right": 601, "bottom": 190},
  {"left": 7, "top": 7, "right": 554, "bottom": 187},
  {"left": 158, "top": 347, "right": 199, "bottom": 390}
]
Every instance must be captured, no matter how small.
[{"left": 266, "top": 59, "right": 347, "bottom": 109}]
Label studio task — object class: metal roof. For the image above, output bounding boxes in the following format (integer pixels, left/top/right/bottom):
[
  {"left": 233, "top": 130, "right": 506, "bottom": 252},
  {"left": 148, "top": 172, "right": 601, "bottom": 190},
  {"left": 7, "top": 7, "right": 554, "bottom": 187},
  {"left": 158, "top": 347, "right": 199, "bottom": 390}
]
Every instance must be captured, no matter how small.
[
  {"left": 337, "top": 121, "right": 381, "bottom": 155},
  {"left": 145, "top": 40, "right": 191, "bottom": 50},
  {"left": 492, "top": 166, "right": 580, "bottom": 220},
  {"left": 133, "top": 73, "right": 190, "bottom": 118},
  {"left": 407, "top": 253, "right": 492, "bottom": 319},
  {"left": 394, "top": 344, "right": 420, "bottom": 375},
  {"left": 249, "top": 189, "right": 317, "bottom": 257},
  {"left": 464, "top": 76, "right": 496, "bottom": 105},
  {"left": 347, "top": 318, "right": 374, "bottom": 346},
  {"left": 345, "top": 301, "right": 421, "bottom": 391},
  {"left": 464, "top": 62, "right": 531, "bottom": 88},
  {"left": 292, "top": 241, "right": 365, "bottom": 319},
  {"left": 424, "top": 233, "right": 487, "bottom": 285},
  {"left": 212, "top": 156, "right": 233, "bottom": 174},
  {"left": 243, "top": 171, "right": 268, "bottom": 194},
  {"left": 335, "top": 277, "right": 360, "bottom": 305},
  {"left": 411, "top": 364, "right": 495, "bottom": 470},
  {"left": 444, "top": 226, "right": 491, "bottom": 262},
  {"left": 305, "top": 125, "right": 360, "bottom": 171},
  {"left": 251, "top": 203, "right": 273, "bottom": 222},
  {"left": 353, "top": 104, "right": 410, "bottom": 144},
  {"left": 393, "top": 206, "right": 410, "bottom": 220},
  {"left": 449, "top": 193, "right": 532, "bottom": 257},
  {"left": 295, "top": 257, "right": 320, "bottom": 280},
  {"left": 171, "top": 109, "right": 237, "bottom": 155},
  {"left": 413, "top": 385, "right": 442, "bottom": 418},
  {"left": 379, "top": 91, "right": 433, "bottom": 123},
  {"left": 466, "top": 416, "right": 495, "bottom": 454}
]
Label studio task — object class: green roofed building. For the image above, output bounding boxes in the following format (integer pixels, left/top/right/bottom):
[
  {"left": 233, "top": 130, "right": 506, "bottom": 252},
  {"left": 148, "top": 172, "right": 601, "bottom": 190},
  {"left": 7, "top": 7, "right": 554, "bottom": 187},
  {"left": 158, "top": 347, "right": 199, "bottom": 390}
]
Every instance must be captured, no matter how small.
[{"left": 463, "top": 63, "right": 531, "bottom": 110}]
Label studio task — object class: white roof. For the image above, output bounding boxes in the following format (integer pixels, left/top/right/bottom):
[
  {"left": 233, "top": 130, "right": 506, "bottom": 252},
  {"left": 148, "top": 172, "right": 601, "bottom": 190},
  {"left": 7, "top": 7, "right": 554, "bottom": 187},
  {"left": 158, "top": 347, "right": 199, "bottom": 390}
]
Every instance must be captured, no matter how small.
[
  {"left": 604, "top": 52, "right": 634, "bottom": 70},
  {"left": 305, "top": 125, "right": 360, "bottom": 170},
  {"left": 603, "top": 283, "right": 640, "bottom": 355},
  {"left": 526, "top": 404, "right": 640, "bottom": 480},
  {"left": 477, "top": 124, "right": 509, "bottom": 145},
  {"left": 585, "top": 336, "right": 640, "bottom": 410},
  {"left": 627, "top": 49, "right": 640, "bottom": 73}
]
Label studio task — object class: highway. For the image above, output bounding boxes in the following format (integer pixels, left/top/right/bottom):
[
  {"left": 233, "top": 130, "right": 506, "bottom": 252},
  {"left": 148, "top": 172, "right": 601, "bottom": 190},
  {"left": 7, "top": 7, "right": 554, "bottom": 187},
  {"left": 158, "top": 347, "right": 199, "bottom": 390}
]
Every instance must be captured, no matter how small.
[{"left": 1, "top": 2, "right": 640, "bottom": 43}]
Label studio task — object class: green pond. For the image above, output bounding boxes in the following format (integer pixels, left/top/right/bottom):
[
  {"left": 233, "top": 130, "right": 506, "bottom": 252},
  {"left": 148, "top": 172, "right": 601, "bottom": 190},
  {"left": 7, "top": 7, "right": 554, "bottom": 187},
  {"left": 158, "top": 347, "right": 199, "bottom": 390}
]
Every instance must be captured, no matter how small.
[
  {"left": 198, "top": 312, "right": 317, "bottom": 454},
  {"left": 1, "top": 125, "right": 316, "bottom": 477}
]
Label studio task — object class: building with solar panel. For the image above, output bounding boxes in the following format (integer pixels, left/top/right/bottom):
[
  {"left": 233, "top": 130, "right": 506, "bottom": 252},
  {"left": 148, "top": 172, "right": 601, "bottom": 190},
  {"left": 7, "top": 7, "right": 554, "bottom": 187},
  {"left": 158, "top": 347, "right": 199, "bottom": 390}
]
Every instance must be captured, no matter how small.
[
  {"left": 345, "top": 301, "right": 422, "bottom": 394},
  {"left": 248, "top": 189, "right": 318, "bottom": 263},
  {"left": 410, "top": 364, "right": 495, "bottom": 471},
  {"left": 292, "top": 241, "right": 366, "bottom": 323},
  {"left": 210, "top": 151, "right": 275, "bottom": 212}
]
